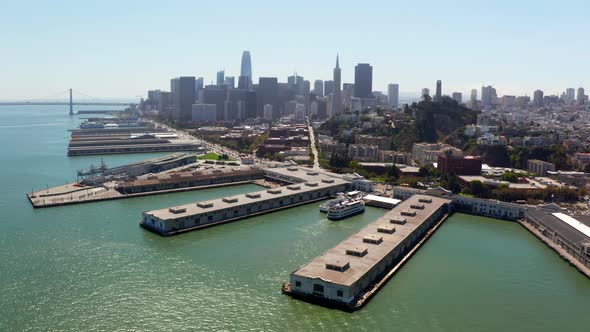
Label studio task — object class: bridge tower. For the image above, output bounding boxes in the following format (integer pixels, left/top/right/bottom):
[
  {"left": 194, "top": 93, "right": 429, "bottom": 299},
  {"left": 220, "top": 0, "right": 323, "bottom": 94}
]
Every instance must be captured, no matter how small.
[{"left": 69, "top": 88, "right": 74, "bottom": 116}]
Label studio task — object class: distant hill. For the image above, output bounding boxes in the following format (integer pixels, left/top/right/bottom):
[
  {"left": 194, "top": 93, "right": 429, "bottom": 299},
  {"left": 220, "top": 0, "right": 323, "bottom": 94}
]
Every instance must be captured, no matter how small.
[{"left": 392, "top": 96, "right": 478, "bottom": 151}]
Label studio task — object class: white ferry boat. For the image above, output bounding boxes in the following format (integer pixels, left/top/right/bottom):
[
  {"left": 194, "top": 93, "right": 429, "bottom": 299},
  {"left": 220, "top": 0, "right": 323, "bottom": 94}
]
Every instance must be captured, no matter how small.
[
  {"left": 319, "top": 191, "right": 363, "bottom": 213},
  {"left": 327, "top": 199, "right": 365, "bottom": 220},
  {"left": 319, "top": 197, "right": 346, "bottom": 213}
]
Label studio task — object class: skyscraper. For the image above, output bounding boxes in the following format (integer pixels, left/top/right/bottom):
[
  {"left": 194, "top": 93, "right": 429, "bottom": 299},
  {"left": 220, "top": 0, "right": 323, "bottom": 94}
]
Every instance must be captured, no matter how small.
[
  {"left": 452, "top": 92, "right": 462, "bottom": 104},
  {"left": 225, "top": 76, "right": 235, "bottom": 89},
  {"left": 481, "top": 85, "right": 496, "bottom": 106},
  {"left": 302, "top": 80, "right": 311, "bottom": 96},
  {"left": 238, "top": 76, "right": 251, "bottom": 90},
  {"left": 246, "top": 91, "right": 257, "bottom": 119},
  {"left": 577, "top": 87, "right": 586, "bottom": 105},
  {"left": 257, "top": 77, "right": 279, "bottom": 118},
  {"left": 216, "top": 70, "right": 225, "bottom": 86},
  {"left": 533, "top": 90, "right": 544, "bottom": 107},
  {"left": 387, "top": 84, "right": 399, "bottom": 108},
  {"left": 435, "top": 80, "right": 442, "bottom": 102},
  {"left": 170, "top": 76, "right": 196, "bottom": 122},
  {"left": 354, "top": 63, "right": 373, "bottom": 98},
  {"left": 324, "top": 80, "right": 334, "bottom": 95},
  {"left": 470, "top": 89, "right": 477, "bottom": 104},
  {"left": 313, "top": 80, "right": 324, "bottom": 97},
  {"left": 226, "top": 89, "right": 248, "bottom": 121},
  {"left": 239, "top": 51, "right": 252, "bottom": 89},
  {"left": 331, "top": 55, "right": 342, "bottom": 116},
  {"left": 565, "top": 88, "right": 575, "bottom": 104},
  {"left": 195, "top": 77, "right": 204, "bottom": 101},
  {"left": 287, "top": 74, "right": 304, "bottom": 91},
  {"left": 421, "top": 88, "right": 430, "bottom": 99},
  {"left": 203, "top": 85, "right": 227, "bottom": 121}
]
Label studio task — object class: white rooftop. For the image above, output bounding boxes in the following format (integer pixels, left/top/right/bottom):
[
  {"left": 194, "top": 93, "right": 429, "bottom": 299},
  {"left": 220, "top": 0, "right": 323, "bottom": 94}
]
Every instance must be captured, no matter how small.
[
  {"left": 363, "top": 195, "right": 401, "bottom": 206},
  {"left": 552, "top": 212, "right": 590, "bottom": 239}
]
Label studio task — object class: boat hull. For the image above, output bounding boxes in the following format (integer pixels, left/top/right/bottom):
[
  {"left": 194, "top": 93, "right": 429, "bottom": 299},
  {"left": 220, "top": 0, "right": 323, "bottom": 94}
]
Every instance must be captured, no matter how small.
[{"left": 327, "top": 206, "right": 365, "bottom": 220}]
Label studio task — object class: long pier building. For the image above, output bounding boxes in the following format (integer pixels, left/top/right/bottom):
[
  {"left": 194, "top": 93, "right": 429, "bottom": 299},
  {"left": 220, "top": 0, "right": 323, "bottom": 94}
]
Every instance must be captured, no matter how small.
[
  {"left": 27, "top": 165, "right": 264, "bottom": 208},
  {"left": 283, "top": 194, "right": 450, "bottom": 310},
  {"left": 140, "top": 167, "right": 354, "bottom": 236}
]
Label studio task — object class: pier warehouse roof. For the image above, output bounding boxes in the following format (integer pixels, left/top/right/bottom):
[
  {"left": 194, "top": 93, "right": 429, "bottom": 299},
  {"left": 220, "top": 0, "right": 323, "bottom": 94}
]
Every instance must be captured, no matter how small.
[
  {"left": 289, "top": 194, "right": 450, "bottom": 304},
  {"left": 142, "top": 167, "right": 350, "bottom": 223}
]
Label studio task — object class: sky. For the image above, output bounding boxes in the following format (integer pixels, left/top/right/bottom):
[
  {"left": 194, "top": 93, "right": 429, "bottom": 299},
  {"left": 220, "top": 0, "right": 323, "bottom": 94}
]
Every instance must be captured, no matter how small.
[{"left": 1, "top": 0, "right": 589, "bottom": 100}]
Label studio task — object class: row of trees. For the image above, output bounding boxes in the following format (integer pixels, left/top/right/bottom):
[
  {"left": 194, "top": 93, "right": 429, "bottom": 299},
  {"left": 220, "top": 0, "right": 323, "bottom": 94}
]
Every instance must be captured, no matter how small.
[
  {"left": 466, "top": 180, "right": 583, "bottom": 203},
  {"left": 198, "top": 132, "right": 268, "bottom": 155}
]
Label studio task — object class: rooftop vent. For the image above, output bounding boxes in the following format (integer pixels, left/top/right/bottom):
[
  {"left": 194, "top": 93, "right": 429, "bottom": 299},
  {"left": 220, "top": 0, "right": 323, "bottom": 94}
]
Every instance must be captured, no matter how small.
[
  {"left": 390, "top": 217, "right": 407, "bottom": 225},
  {"left": 246, "top": 192, "right": 261, "bottom": 199},
  {"left": 322, "top": 178, "right": 335, "bottom": 184},
  {"left": 304, "top": 182, "right": 319, "bottom": 187},
  {"left": 168, "top": 206, "right": 186, "bottom": 214},
  {"left": 307, "top": 171, "right": 319, "bottom": 176},
  {"left": 345, "top": 246, "right": 368, "bottom": 257},
  {"left": 377, "top": 225, "right": 396, "bottom": 234},
  {"left": 197, "top": 201, "right": 214, "bottom": 208},
  {"left": 418, "top": 198, "right": 432, "bottom": 204},
  {"left": 363, "top": 234, "right": 383, "bottom": 245},
  {"left": 410, "top": 204, "right": 425, "bottom": 210},
  {"left": 287, "top": 185, "right": 301, "bottom": 190},
  {"left": 325, "top": 260, "right": 350, "bottom": 272},
  {"left": 267, "top": 188, "right": 282, "bottom": 194},
  {"left": 222, "top": 197, "right": 238, "bottom": 203},
  {"left": 401, "top": 210, "right": 416, "bottom": 217},
  {"left": 287, "top": 167, "right": 298, "bottom": 171}
]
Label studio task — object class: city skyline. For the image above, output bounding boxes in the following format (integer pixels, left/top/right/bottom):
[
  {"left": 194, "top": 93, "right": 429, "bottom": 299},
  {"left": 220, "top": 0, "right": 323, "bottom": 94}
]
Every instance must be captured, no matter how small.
[{"left": 1, "top": 0, "right": 589, "bottom": 100}]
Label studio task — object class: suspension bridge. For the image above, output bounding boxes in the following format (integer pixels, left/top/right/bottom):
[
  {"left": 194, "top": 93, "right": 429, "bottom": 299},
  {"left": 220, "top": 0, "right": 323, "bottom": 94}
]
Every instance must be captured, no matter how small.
[{"left": 0, "top": 89, "right": 136, "bottom": 115}]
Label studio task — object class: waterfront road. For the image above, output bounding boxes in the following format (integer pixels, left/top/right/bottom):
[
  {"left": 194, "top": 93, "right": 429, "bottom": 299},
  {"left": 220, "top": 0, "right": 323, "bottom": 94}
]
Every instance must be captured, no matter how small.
[{"left": 150, "top": 119, "right": 272, "bottom": 167}]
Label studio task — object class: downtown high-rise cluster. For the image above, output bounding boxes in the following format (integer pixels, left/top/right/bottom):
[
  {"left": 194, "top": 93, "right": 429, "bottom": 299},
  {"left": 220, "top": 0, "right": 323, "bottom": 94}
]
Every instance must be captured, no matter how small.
[
  {"left": 144, "top": 51, "right": 588, "bottom": 124},
  {"left": 144, "top": 52, "right": 401, "bottom": 124}
]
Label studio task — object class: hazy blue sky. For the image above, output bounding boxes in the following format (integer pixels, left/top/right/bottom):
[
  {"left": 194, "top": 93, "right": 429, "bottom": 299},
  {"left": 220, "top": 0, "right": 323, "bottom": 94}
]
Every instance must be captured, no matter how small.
[{"left": 1, "top": 0, "right": 588, "bottom": 100}]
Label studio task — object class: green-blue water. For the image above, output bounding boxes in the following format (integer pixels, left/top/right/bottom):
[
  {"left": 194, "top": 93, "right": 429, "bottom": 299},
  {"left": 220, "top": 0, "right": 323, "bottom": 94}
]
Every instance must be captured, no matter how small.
[{"left": 1, "top": 106, "right": 589, "bottom": 331}]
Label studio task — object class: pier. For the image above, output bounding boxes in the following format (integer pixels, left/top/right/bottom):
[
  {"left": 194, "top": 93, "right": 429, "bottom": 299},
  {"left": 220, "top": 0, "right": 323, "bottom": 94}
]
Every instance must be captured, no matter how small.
[
  {"left": 68, "top": 142, "right": 204, "bottom": 156},
  {"left": 68, "top": 131, "right": 203, "bottom": 156},
  {"left": 140, "top": 167, "right": 353, "bottom": 236},
  {"left": 27, "top": 161, "right": 265, "bottom": 208},
  {"left": 523, "top": 208, "right": 590, "bottom": 277},
  {"left": 283, "top": 194, "right": 451, "bottom": 311}
]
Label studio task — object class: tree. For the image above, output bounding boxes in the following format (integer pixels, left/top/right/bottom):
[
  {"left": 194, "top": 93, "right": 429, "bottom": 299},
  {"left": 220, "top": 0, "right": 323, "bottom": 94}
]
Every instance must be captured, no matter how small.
[
  {"left": 501, "top": 172, "right": 519, "bottom": 183},
  {"left": 470, "top": 180, "right": 484, "bottom": 196},
  {"left": 386, "top": 165, "right": 401, "bottom": 182},
  {"left": 440, "top": 172, "right": 461, "bottom": 193},
  {"left": 419, "top": 164, "right": 438, "bottom": 178},
  {"left": 469, "top": 180, "right": 491, "bottom": 198}
]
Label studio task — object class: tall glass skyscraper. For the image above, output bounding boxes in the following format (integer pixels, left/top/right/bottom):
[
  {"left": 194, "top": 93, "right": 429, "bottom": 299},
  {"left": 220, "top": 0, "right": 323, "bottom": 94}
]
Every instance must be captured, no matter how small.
[
  {"left": 240, "top": 51, "right": 252, "bottom": 77},
  {"left": 239, "top": 51, "right": 252, "bottom": 89}
]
